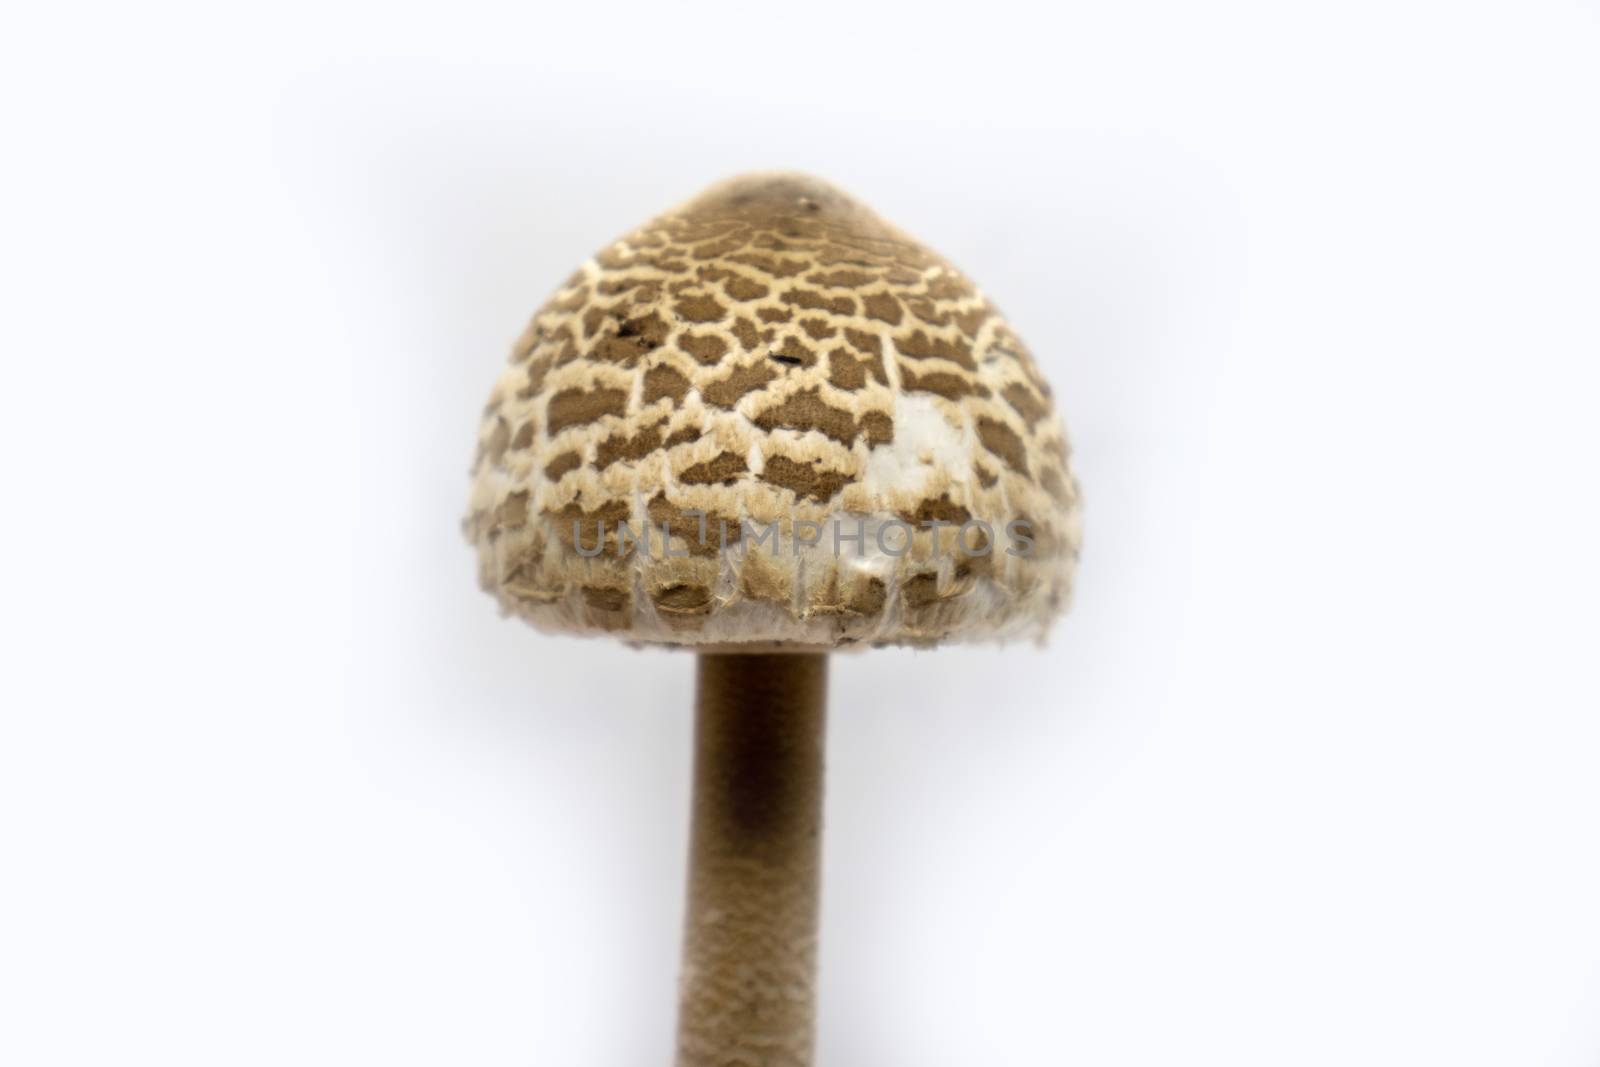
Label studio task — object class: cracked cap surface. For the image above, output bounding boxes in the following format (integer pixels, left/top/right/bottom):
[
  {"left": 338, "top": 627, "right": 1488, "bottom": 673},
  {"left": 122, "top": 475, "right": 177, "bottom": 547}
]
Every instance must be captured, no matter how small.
[{"left": 464, "top": 172, "right": 1081, "bottom": 649}]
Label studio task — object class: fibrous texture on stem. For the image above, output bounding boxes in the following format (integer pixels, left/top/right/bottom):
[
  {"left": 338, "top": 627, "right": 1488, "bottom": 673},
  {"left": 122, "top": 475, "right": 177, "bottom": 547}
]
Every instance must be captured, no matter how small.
[{"left": 677, "top": 653, "right": 828, "bottom": 1067}]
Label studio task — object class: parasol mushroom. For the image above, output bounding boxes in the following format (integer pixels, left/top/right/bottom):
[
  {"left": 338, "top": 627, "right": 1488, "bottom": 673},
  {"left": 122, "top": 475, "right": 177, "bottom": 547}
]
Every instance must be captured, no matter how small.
[{"left": 464, "top": 172, "right": 1081, "bottom": 1065}]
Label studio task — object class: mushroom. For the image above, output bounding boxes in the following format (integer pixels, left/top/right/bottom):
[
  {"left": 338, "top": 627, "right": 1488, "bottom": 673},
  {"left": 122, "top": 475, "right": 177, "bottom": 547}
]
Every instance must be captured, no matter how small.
[{"left": 465, "top": 173, "right": 1081, "bottom": 1065}]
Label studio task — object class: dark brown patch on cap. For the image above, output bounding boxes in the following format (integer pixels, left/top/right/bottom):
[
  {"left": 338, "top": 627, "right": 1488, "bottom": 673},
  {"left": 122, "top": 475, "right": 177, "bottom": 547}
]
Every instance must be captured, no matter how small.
[
  {"left": 799, "top": 317, "right": 837, "bottom": 340},
  {"left": 674, "top": 293, "right": 727, "bottom": 323},
  {"left": 952, "top": 307, "right": 991, "bottom": 339},
  {"left": 899, "top": 365, "right": 987, "bottom": 402},
  {"left": 581, "top": 305, "right": 611, "bottom": 339},
  {"left": 511, "top": 421, "right": 536, "bottom": 450},
  {"left": 545, "top": 498, "right": 631, "bottom": 550},
  {"left": 782, "top": 288, "right": 857, "bottom": 316},
  {"left": 752, "top": 387, "right": 857, "bottom": 444},
  {"left": 547, "top": 387, "right": 627, "bottom": 434},
  {"left": 702, "top": 359, "right": 779, "bottom": 408},
  {"left": 828, "top": 347, "right": 887, "bottom": 390},
  {"left": 769, "top": 335, "right": 816, "bottom": 368},
  {"left": 859, "top": 410, "right": 894, "bottom": 446},
  {"left": 723, "top": 276, "right": 770, "bottom": 302},
  {"left": 551, "top": 327, "right": 582, "bottom": 367},
  {"left": 1002, "top": 382, "right": 1050, "bottom": 427},
  {"left": 897, "top": 329, "right": 975, "bottom": 369},
  {"left": 594, "top": 274, "right": 653, "bottom": 297},
  {"left": 663, "top": 425, "right": 701, "bottom": 449},
  {"left": 903, "top": 297, "right": 951, "bottom": 327},
  {"left": 517, "top": 353, "right": 553, "bottom": 398},
  {"left": 903, "top": 493, "right": 972, "bottom": 526},
  {"left": 595, "top": 422, "right": 666, "bottom": 469},
  {"left": 624, "top": 309, "right": 671, "bottom": 345},
  {"left": 843, "top": 328, "right": 882, "bottom": 358},
  {"left": 847, "top": 576, "right": 887, "bottom": 616},
  {"left": 861, "top": 291, "right": 903, "bottom": 325},
  {"left": 924, "top": 274, "right": 971, "bottom": 301},
  {"left": 693, "top": 236, "right": 745, "bottom": 261},
  {"left": 729, "top": 316, "right": 763, "bottom": 351},
  {"left": 544, "top": 451, "right": 582, "bottom": 480},
  {"left": 592, "top": 333, "right": 646, "bottom": 365},
  {"left": 806, "top": 269, "right": 876, "bottom": 288},
  {"left": 643, "top": 363, "right": 691, "bottom": 405},
  {"left": 827, "top": 348, "right": 868, "bottom": 390},
  {"left": 680, "top": 332, "right": 729, "bottom": 365},
  {"left": 679, "top": 450, "right": 748, "bottom": 486},
  {"left": 646, "top": 492, "right": 731, "bottom": 557},
  {"left": 729, "top": 253, "right": 809, "bottom": 278},
  {"left": 976, "top": 416, "right": 1029, "bottom": 475},
  {"left": 759, "top": 454, "right": 852, "bottom": 502}
]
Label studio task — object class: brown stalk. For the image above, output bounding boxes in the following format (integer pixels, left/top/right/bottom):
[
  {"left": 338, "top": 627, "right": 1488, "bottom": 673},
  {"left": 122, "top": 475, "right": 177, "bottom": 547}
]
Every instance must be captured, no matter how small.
[{"left": 676, "top": 653, "right": 828, "bottom": 1067}]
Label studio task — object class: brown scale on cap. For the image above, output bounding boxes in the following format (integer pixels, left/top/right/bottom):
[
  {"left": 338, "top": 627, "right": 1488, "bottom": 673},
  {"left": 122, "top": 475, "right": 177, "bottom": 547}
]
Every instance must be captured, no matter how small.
[{"left": 465, "top": 172, "right": 1082, "bottom": 648}]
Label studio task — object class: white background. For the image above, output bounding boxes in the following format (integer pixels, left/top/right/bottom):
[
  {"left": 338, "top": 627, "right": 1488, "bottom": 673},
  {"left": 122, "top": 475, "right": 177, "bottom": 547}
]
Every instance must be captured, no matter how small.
[{"left": 3, "top": 2, "right": 1598, "bottom": 1064}]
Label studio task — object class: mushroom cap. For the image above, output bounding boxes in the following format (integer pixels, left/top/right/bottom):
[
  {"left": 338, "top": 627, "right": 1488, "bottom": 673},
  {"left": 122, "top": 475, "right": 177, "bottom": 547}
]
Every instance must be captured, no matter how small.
[{"left": 465, "top": 173, "right": 1081, "bottom": 650}]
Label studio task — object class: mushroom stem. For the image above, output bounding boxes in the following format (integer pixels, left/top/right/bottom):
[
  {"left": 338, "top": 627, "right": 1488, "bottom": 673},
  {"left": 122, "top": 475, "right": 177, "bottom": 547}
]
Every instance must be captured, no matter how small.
[{"left": 677, "top": 652, "right": 828, "bottom": 1067}]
